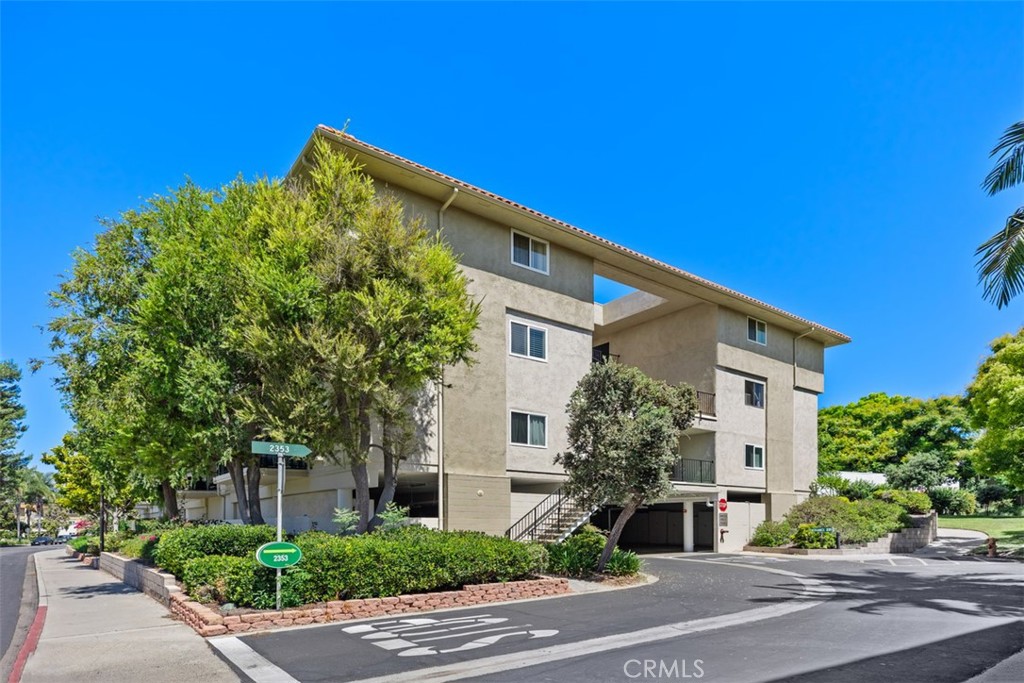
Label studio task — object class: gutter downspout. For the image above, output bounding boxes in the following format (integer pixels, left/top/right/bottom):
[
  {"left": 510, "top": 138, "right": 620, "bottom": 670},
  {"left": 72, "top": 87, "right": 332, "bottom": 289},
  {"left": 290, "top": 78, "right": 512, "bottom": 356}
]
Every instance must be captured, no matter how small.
[{"left": 436, "top": 188, "right": 458, "bottom": 530}]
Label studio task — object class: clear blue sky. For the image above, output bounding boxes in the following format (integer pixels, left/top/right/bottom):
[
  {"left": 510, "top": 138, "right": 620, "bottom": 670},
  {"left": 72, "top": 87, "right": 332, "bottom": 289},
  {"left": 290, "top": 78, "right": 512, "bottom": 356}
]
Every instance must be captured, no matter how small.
[{"left": 2, "top": 2, "right": 1022, "bottom": 467}]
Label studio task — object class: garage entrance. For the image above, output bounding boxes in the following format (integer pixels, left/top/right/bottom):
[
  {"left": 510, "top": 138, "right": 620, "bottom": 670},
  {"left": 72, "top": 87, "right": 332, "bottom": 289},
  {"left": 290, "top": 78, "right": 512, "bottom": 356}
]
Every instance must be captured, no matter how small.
[{"left": 594, "top": 502, "right": 714, "bottom": 552}]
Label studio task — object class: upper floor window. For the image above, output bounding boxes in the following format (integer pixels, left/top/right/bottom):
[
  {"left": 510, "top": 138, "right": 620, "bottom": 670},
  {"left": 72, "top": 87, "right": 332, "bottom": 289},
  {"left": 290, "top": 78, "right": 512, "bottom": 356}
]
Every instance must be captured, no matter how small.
[
  {"left": 745, "top": 444, "right": 764, "bottom": 469},
  {"left": 511, "top": 230, "right": 549, "bottom": 274},
  {"left": 510, "top": 321, "right": 547, "bottom": 360},
  {"left": 510, "top": 411, "right": 547, "bottom": 447},
  {"left": 744, "top": 380, "right": 765, "bottom": 409},
  {"left": 747, "top": 317, "right": 767, "bottom": 345}
]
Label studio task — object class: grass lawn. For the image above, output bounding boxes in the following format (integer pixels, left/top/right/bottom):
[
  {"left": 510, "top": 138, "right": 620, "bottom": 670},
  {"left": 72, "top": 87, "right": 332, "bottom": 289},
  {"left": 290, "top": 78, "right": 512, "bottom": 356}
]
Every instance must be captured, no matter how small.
[{"left": 938, "top": 516, "right": 1024, "bottom": 549}]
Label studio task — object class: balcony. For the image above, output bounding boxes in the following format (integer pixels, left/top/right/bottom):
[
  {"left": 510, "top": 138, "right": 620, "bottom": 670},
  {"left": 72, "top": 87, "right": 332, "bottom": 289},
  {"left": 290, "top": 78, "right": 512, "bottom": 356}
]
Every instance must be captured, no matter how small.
[
  {"left": 214, "top": 455, "right": 310, "bottom": 482},
  {"left": 696, "top": 391, "right": 716, "bottom": 419},
  {"left": 672, "top": 458, "right": 715, "bottom": 485}
]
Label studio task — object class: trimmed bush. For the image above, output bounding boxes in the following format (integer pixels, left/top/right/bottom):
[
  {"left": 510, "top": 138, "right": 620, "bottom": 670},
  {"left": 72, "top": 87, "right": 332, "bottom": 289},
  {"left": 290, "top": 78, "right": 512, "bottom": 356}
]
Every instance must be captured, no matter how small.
[
  {"left": 927, "top": 487, "right": 977, "bottom": 516},
  {"left": 154, "top": 524, "right": 276, "bottom": 578},
  {"left": 68, "top": 536, "right": 92, "bottom": 553},
  {"left": 604, "top": 548, "right": 642, "bottom": 576},
  {"left": 873, "top": 489, "right": 932, "bottom": 514},
  {"left": 785, "top": 495, "right": 907, "bottom": 545},
  {"left": 750, "top": 520, "right": 793, "bottom": 547},
  {"left": 792, "top": 524, "right": 837, "bottom": 549},
  {"left": 181, "top": 555, "right": 278, "bottom": 608},
  {"left": 546, "top": 525, "right": 607, "bottom": 578},
  {"left": 119, "top": 533, "right": 162, "bottom": 562}
]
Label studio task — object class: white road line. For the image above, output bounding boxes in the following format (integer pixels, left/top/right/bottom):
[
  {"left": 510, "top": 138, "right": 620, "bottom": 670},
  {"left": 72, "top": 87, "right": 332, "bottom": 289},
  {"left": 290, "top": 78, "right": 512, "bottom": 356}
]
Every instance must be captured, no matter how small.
[
  {"left": 209, "top": 636, "right": 302, "bottom": 683},
  {"left": 345, "top": 561, "right": 835, "bottom": 683}
]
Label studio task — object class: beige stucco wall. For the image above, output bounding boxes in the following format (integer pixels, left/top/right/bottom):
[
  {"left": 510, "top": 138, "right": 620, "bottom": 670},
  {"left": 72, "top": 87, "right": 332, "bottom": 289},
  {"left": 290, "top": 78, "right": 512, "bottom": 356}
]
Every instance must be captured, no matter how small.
[
  {"left": 444, "top": 473, "right": 511, "bottom": 536},
  {"left": 594, "top": 302, "right": 718, "bottom": 393},
  {"left": 792, "top": 389, "right": 819, "bottom": 493},
  {"left": 713, "top": 367, "right": 768, "bottom": 490}
]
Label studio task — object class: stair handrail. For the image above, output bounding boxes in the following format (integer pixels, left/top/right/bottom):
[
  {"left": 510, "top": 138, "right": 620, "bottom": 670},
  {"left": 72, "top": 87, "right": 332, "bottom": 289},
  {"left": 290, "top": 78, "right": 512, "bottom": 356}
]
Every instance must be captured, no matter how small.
[{"left": 506, "top": 485, "right": 581, "bottom": 542}]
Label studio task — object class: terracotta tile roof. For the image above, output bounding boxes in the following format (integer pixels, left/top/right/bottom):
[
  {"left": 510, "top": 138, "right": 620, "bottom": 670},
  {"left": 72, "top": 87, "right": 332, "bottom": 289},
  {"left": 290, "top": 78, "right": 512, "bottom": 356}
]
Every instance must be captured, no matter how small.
[{"left": 315, "top": 124, "right": 850, "bottom": 344}]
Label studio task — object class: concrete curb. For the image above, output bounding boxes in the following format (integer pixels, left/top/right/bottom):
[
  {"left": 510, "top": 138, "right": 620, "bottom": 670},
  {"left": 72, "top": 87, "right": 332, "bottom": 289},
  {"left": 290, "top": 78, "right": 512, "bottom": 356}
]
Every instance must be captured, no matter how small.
[{"left": 6, "top": 554, "right": 48, "bottom": 683}]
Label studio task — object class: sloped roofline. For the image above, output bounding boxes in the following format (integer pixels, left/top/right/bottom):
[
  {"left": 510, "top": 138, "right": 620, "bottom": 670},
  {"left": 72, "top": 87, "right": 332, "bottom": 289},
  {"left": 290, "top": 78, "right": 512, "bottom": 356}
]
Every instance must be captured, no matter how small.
[{"left": 288, "top": 124, "right": 850, "bottom": 347}]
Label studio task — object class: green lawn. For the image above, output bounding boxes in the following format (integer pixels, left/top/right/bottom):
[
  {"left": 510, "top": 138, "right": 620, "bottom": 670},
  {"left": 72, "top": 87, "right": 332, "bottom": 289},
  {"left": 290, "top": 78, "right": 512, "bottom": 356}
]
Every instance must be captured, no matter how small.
[{"left": 938, "top": 516, "right": 1024, "bottom": 547}]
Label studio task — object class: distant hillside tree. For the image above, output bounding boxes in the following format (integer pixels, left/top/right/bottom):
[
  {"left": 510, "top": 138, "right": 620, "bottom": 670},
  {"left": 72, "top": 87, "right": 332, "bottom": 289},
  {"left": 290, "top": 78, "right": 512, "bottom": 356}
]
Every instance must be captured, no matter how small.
[
  {"left": 0, "top": 360, "right": 29, "bottom": 518},
  {"left": 967, "top": 328, "right": 1024, "bottom": 487}
]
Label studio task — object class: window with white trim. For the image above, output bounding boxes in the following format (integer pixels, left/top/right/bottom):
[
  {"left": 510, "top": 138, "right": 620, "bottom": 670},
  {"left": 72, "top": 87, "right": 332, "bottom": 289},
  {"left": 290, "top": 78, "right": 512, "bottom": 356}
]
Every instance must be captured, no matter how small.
[
  {"left": 510, "top": 321, "right": 547, "bottom": 360},
  {"left": 747, "top": 317, "right": 767, "bottom": 345},
  {"left": 511, "top": 230, "right": 549, "bottom": 274},
  {"left": 745, "top": 444, "right": 764, "bottom": 469},
  {"left": 744, "top": 380, "right": 765, "bottom": 409},
  {"left": 510, "top": 411, "right": 547, "bottom": 447}
]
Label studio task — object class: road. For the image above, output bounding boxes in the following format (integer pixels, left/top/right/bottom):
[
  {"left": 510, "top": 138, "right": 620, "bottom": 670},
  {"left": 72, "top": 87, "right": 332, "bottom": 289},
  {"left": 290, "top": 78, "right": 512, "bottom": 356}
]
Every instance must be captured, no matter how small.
[
  {"left": 0, "top": 546, "right": 46, "bottom": 680},
  {"left": 213, "top": 554, "right": 1024, "bottom": 683}
]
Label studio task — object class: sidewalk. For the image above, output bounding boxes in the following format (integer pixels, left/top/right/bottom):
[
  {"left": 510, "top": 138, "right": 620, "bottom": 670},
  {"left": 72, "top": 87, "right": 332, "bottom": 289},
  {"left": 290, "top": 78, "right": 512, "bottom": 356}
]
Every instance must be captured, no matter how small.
[{"left": 17, "top": 549, "right": 239, "bottom": 683}]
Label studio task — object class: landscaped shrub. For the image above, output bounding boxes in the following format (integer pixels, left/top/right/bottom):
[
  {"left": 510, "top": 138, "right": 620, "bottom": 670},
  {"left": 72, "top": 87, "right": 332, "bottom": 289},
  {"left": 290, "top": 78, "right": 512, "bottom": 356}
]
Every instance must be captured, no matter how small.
[
  {"left": 872, "top": 489, "right": 932, "bottom": 514},
  {"left": 546, "top": 525, "right": 608, "bottom": 578},
  {"left": 750, "top": 520, "right": 793, "bottom": 547},
  {"left": 785, "top": 495, "right": 908, "bottom": 545},
  {"left": 604, "top": 548, "right": 642, "bottom": 576},
  {"left": 119, "top": 533, "right": 162, "bottom": 562},
  {"left": 792, "top": 524, "right": 837, "bottom": 549},
  {"left": 927, "top": 487, "right": 978, "bottom": 516},
  {"left": 181, "top": 555, "right": 277, "bottom": 608},
  {"left": 154, "top": 524, "right": 276, "bottom": 578},
  {"left": 811, "top": 474, "right": 879, "bottom": 501},
  {"left": 68, "top": 536, "right": 92, "bottom": 553}
]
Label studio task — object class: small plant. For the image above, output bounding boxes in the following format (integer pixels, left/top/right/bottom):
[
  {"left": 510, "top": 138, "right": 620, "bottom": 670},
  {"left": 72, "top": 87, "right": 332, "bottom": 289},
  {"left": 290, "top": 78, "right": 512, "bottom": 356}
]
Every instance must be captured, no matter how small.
[
  {"left": 546, "top": 525, "right": 607, "bottom": 577},
  {"left": 750, "top": 520, "right": 792, "bottom": 547},
  {"left": 792, "top": 524, "right": 837, "bottom": 549},
  {"left": 375, "top": 502, "right": 410, "bottom": 532},
  {"left": 604, "top": 548, "right": 642, "bottom": 576},
  {"left": 332, "top": 507, "right": 359, "bottom": 535}
]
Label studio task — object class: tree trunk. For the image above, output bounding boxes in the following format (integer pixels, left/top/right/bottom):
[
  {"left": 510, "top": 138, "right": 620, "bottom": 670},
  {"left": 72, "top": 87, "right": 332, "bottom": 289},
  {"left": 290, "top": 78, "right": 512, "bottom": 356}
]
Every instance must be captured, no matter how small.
[
  {"left": 372, "top": 443, "right": 399, "bottom": 527},
  {"left": 246, "top": 458, "right": 265, "bottom": 525},
  {"left": 160, "top": 480, "right": 179, "bottom": 520},
  {"left": 598, "top": 496, "right": 642, "bottom": 572},
  {"left": 352, "top": 462, "right": 371, "bottom": 534},
  {"left": 227, "top": 457, "right": 251, "bottom": 525}
]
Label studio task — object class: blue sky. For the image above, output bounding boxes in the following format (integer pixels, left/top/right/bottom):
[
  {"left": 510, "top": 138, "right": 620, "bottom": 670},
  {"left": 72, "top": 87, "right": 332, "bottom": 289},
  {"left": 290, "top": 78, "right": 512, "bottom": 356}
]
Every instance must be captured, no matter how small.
[{"left": 2, "top": 2, "right": 1022, "bottom": 466}]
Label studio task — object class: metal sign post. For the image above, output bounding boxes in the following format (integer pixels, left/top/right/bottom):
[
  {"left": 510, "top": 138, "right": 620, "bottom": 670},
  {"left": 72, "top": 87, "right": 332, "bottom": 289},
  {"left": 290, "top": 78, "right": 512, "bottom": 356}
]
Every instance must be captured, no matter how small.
[{"left": 251, "top": 441, "right": 312, "bottom": 611}]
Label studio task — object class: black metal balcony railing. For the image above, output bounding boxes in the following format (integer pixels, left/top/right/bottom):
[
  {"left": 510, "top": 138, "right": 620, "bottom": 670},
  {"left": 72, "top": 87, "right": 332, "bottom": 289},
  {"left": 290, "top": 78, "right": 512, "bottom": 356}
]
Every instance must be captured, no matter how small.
[
  {"left": 696, "top": 391, "right": 716, "bottom": 417},
  {"left": 185, "top": 479, "right": 217, "bottom": 492},
  {"left": 673, "top": 458, "right": 715, "bottom": 484},
  {"left": 215, "top": 455, "right": 309, "bottom": 477}
]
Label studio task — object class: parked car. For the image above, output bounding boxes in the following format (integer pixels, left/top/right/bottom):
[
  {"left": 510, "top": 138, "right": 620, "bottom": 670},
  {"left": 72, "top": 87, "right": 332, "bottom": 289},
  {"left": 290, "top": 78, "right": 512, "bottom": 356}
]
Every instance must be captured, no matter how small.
[
  {"left": 56, "top": 533, "right": 70, "bottom": 544},
  {"left": 30, "top": 536, "right": 54, "bottom": 546}
]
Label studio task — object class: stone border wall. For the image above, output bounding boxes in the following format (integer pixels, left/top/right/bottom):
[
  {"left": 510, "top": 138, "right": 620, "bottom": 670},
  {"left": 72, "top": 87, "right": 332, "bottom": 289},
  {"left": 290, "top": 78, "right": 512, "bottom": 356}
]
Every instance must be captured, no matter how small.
[
  {"left": 745, "top": 512, "right": 939, "bottom": 556},
  {"left": 64, "top": 546, "right": 100, "bottom": 568},
  {"left": 75, "top": 547, "right": 571, "bottom": 638},
  {"left": 170, "top": 578, "right": 571, "bottom": 637}
]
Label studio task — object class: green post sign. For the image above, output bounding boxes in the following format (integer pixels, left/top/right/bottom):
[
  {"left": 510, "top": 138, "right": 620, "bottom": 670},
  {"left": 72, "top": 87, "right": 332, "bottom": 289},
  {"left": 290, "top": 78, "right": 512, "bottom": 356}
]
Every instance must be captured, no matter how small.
[
  {"left": 256, "top": 541, "right": 303, "bottom": 569},
  {"left": 251, "top": 441, "right": 312, "bottom": 457}
]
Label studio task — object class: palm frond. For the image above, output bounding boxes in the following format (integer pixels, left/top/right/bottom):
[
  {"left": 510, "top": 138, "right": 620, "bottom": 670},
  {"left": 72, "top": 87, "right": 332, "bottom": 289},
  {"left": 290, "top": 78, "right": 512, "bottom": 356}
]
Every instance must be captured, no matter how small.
[
  {"left": 977, "top": 208, "right": 1024, "bottom": 308},
  {"left": 983, "top": 121, "right": 1024, "bottom": 196}
]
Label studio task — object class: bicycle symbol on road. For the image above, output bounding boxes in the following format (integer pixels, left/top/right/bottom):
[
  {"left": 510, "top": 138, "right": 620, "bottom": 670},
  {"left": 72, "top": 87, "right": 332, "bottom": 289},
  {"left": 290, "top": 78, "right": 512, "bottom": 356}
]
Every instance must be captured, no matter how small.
[{"left": 342, "top": 613, "right": 558, "bottom": 657}]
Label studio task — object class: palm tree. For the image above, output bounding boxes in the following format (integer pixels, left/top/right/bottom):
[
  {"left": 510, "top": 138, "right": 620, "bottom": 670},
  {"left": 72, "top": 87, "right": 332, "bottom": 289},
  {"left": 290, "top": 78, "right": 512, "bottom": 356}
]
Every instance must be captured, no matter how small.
[{"left": 977, "top": 121, "right": 1024, "bottom": 308}]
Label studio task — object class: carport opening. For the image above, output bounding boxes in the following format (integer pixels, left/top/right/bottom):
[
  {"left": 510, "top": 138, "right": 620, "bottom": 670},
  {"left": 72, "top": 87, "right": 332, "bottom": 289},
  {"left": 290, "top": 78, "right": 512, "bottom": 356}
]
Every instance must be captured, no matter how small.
[{"left": 592, "top": 503, "right": 714, "bottom": 553}]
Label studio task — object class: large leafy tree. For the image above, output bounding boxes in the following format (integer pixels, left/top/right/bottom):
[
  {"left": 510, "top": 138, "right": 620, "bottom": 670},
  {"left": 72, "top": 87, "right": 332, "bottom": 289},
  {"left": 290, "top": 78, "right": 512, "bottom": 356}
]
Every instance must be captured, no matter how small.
[
  {"left": 42, "top": 432, "right": 145, "bottom": 520},
  {"left": 976, "top": 121, "right": 1024, "bottom": 308},
  {"left": 818, "top": 393, "right": 973, "bottom": 475},
  {"left": 1, "top": 360, "right": 29, "bottom": 519},
  {"left": 557, "top": 361, "right": 698, "bottom": 571},
  {"left": 967, "top": 327, "right": 1024, "bottom": 487},
  {"left": 231, "top": 139, "right": 480, "bottom": 532}
]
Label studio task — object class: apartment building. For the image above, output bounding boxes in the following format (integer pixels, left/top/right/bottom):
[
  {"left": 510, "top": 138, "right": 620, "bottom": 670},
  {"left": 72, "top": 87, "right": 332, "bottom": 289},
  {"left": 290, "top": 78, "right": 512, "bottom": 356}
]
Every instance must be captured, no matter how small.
[{"left": 179, "top": 125, "right": 849, "bottom": 553}]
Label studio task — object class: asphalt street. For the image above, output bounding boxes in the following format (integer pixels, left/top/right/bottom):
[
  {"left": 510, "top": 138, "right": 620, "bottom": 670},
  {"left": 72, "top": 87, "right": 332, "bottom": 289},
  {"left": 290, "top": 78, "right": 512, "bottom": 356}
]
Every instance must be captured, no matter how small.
[
  {"left": 0, "top": 546, "right": 46, "bottom": 681},
  {"left": 219, "top": 554, "right": 1024, "bottom": 683}
]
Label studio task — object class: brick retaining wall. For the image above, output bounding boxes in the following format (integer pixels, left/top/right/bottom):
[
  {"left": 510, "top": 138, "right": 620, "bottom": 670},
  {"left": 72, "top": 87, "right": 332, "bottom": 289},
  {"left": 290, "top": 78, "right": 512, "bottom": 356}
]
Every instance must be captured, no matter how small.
[{"left": 169, "top": 578, "right": 572, "bottom": 637}]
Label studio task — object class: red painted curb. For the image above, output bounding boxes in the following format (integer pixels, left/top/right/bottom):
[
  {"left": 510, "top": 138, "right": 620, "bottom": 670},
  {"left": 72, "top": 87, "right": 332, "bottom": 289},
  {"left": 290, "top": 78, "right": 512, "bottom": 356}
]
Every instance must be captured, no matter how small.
[{"left": 7, "top": 605, "right": 46, "bottom": 683}]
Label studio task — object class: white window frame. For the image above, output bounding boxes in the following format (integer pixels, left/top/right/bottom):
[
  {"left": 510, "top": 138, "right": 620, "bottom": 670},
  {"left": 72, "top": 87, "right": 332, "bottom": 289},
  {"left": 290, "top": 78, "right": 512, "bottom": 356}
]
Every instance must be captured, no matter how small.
[
  {"left": 744, "top": 379, "right": 765, "bottom": 409},
  {"left": 745, "top": 444, "right": 764, "bottom": 470},
  {"left": 509, "top": 320, "right": 548, "bottom": 362},
  {"left": 509, "top": 410, "right": 548, "bottom": 448},
  {"left": 510, "top": 229, "right": 550, "bottom": 275},
  {"left": 747, "top": 317, "right": 767, "bottom": 345}
]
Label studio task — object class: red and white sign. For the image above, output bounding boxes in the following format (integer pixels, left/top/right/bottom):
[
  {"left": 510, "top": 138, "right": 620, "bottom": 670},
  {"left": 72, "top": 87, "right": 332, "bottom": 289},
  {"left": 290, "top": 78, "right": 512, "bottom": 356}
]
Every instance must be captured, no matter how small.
[{"left": 718, "top": 498, "right": 728, "bottom": 512}]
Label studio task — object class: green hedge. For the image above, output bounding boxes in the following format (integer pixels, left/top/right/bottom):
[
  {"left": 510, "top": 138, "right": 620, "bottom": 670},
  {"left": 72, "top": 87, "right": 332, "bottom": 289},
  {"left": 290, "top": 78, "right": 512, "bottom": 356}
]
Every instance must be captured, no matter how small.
[
  {"left": 750, "top": 520, "right": 793, "bottom": 547},
  {"left": 119, "top": 533, "right": 162, "bottom": 563},
  {"left": 872, "top": 489, "right": 932, "bottom": 514},
  {"left": 792, "top": 524, "right": 838, "bottom": 549},
  {"left": 182, "top": 555, "right": 278, "bottom": 608},
  {"left": 786, "top": 496, "right": 908, "bottom": 545},
  {"left": 927, "top": 488, "right": 977, "bottom": 516},
  {"left": 546, "top": 525, "right": 607, "bottom": 577},
  {"left": 154, "top": 524, "right": 276, "bottom": 578}
]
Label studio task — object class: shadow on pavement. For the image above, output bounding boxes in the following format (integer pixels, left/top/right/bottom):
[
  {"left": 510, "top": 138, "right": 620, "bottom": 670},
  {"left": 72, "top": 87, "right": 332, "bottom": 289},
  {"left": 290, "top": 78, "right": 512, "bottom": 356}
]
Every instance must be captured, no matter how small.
[
  {"left": 764, "top": 621, "right": 1024, "bottom": 683},
  {"left": 752, "top": 569, "right": 1024, "bottom": 618}
]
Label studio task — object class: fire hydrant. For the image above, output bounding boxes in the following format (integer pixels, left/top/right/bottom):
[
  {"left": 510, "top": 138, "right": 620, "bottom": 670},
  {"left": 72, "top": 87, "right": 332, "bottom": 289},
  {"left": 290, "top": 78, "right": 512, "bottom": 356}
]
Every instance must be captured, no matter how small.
[{"left": 987, "top": 537, "right": 997, "bottom": 558}]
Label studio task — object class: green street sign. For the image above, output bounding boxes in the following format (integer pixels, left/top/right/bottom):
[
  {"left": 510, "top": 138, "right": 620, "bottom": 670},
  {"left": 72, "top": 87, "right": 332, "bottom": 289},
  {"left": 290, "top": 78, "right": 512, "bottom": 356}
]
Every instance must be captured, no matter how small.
[
  {"left": 251, "top": 441, "right": 311, "bottom": 457},
  {"left": 256, "top": 541, "right": 303, "bottom": 569}
]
